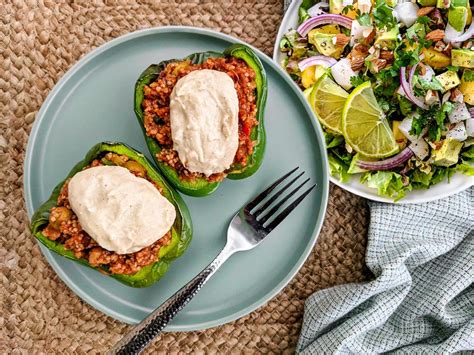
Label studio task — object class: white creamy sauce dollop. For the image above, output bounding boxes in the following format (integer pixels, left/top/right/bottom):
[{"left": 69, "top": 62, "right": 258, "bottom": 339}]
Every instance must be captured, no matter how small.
[
  {"left": 68, "top": 166, "right": 176, "bottom": 255},
  {"left": 170, "top": 69, "right": 239, "bottom": 176}
]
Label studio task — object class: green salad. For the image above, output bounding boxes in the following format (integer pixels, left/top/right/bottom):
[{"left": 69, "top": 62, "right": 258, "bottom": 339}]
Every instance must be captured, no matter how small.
[{"left": 280, "top": 0, "right": 474, "bottom": 200}]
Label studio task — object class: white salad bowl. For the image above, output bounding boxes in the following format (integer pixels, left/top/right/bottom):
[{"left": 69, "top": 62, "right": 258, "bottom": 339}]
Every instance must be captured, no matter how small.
[{"left": 273, "top": 0, "right": 473, "bottom": 203}]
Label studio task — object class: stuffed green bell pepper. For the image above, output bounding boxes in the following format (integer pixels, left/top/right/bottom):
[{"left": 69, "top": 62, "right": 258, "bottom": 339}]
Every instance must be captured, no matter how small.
[
  {"left": 30, "top": 142, "right": 192, "bottom": 288},
  {"left": 134, "top": 44, "right": 268, "bottom": 197}
]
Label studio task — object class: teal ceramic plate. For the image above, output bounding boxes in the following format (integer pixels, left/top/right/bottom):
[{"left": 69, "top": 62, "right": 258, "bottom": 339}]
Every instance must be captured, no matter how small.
[{"left": 23, "top": 27, "right": 329, "bottom": 330}]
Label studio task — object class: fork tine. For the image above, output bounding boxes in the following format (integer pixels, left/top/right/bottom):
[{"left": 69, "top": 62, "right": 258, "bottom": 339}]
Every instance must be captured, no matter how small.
[
  {"left": 253, "top": 171, "right": 305, "bottom": 217},
  {"left": 258, "top": 177, "right": 310, "bottom": 224},
  {"left": 264, "top": 184, "right": 316, "bottom": 232},
  {"left": 245, "top": 167, "right": 299, "bottom": 211}
]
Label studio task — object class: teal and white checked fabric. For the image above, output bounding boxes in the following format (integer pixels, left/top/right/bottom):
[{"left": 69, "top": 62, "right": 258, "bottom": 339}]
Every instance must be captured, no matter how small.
[{"left": 298, "top": 187, "right": 473, "bottom": 354}]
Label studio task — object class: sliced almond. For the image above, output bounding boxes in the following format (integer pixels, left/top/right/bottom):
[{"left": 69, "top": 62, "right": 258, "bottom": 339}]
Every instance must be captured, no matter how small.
[
  {"left": 426, "top": 29, "right": 445, "bottom": 42},
  {"left": 417, "top": 6, "right": 434, "bottom": 17},
  {"left": 335, "top": 33, "right": 350, "bottom": 47},
  {"left": 350, "top": 57, "right": 365, "bottom": 71},
  {"left": 379, "top": 50, "right": 394, "bottom": 62}
]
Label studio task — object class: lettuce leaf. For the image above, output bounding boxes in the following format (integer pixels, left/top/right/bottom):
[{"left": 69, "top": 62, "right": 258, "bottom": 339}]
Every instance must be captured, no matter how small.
[
  {"left": 279, "top": 30, "right": 296, "bottom": 52},
  {"left": 461, "top": 145, "right": 474, "bottom": 162},
  {"left": 361, "top": 171, "right": 410, "bottom": 201},
  {"left": 457, "top": 161, "right": 474, "bottom": 176},
  {"left": 323, "top": 129, "right": 345, "bottom": 148},
  {"left": 399, "top": 95, "right": 413, "bottom": 116},
  {"left": 410, "top": 165, "right": 462, "bottom": 189},
  {"left": 411, "top": 169, "right": 433, "bottom": 188},
  {"left": 298, "top": 0, "right": 318, "bottom": 23},
  {"left": 328, "top": 151, "right": 350, "bottom": 183},
  {"left": 430, "top": 166, "right": 455, "bottom": 185}
]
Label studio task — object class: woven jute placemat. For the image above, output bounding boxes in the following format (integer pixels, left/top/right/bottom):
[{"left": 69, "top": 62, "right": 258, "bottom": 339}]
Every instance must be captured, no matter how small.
[{"left": 1, "top": 1, "right": 371, "bottom": 353}]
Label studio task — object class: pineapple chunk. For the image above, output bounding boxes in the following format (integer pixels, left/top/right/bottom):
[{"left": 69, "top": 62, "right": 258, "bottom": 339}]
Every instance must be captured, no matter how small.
[
  {"left": 330, "top": 0, "right": 358, "bottom": 18},
  {"left": 392, "top": 121, "right": 407, "bottom": 141},
  {"left": 308, "top": 25, "right": 340, "bottom": 36},
  {"left": 460, "top": 70, "right": 474, "bottom": 105},
  {"left": 393, "top": 121, "right": 408, "bottom": 150},
  {"left": 422, "top": 48, "right": 451, "bottom": 69},
  {"left": 301, "top": 66, "right": 316, "bottom": 89}
]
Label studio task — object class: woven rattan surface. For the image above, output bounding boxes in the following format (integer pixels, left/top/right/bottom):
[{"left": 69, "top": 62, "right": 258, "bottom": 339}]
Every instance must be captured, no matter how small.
[{"left": 1, "top": 1, "right": 371, "bottom": 353}]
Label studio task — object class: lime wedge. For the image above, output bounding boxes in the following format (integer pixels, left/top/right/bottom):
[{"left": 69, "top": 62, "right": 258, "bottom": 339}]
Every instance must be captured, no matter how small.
[
  {"left": 342, "top": 82, "right": 399, "bottom": 158},
  {"left": 309, "top": 74, "right": 348, "bottom": 134}
]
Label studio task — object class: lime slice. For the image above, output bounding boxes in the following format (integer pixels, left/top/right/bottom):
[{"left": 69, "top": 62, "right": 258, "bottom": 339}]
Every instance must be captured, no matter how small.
[
  {"left": 342, "top": 82, "right": 399, "bottom": 158},
  {"left": 309, "top": 74, "right": 348, "bottom": 134}
]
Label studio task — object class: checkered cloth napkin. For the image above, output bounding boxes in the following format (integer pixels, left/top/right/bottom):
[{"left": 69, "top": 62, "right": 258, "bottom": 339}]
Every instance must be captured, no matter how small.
[{"left": 298, "top": 187, "right": 473, "bottom": 354}]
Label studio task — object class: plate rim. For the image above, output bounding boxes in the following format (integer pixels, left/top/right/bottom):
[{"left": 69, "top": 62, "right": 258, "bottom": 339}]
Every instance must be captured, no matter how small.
[
  {"left": 272, "top": 0, "right": 474, "bottom": 204},
  {"left": 23, "top": 26, "right": 330, "bottom": 330}
]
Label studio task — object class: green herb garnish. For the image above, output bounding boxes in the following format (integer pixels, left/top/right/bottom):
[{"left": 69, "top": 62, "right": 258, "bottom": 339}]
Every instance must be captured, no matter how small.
[{"left": 373, "top": 0, "right": 397, "bottom": 30}]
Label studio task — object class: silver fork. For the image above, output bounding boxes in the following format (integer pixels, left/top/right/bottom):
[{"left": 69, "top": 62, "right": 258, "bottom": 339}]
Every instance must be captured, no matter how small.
[{"left": 108, "top": 167, "right": 315, "bottom": 355}]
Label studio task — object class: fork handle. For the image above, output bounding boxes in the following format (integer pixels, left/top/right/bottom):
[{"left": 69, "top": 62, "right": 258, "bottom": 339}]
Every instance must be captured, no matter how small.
[{"left": 107, "top": 244, "right": 235, "bottom": 355}]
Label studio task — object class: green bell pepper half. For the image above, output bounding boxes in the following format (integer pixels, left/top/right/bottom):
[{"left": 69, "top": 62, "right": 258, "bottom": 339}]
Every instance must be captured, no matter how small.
[
  {"left": 134, "top": 44, "right": 268, "bottom": 197},
  {"left": 30, "top": 142, "right": 193, "bottom": 288}
]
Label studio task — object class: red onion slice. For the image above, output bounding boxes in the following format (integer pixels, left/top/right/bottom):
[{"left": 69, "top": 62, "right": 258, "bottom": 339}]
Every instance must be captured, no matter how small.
[
  {"left": 470, "top": 107, "right": 474, "bottom": 118},
  {"left": 298, "top": 55, "right": 337, "bottom": 71},
  {"left": 408, "top": 54, "right": 424, "bottom": 88},
  {"left": 400, "top": 67, "right": 427, "bottom": 110},
  {"left": 356, "top": 148, "right": 414, "bottom": 171},
  {"left": 297, "top": 14, "right": 353, "bottom": 37},
  {"left": 408, "top": 63, "right": 417, "bottom": 88},
  {"left": 408, "top": 54, "right": 426, "bottom": 90}
]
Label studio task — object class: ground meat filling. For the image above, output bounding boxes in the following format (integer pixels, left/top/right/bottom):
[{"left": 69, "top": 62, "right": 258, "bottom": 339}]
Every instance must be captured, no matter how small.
[
  {"left": 142, "top": 57, "right": 258, "bottom": 182},
  {"left": 41, "top": 154, "right": 173, "bottom": 275}
]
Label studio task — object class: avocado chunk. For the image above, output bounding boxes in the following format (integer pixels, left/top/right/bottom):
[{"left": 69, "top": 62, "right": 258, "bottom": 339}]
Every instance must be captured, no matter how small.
[
  {"left": 309, "top": 32, "right": 345, "bottom": 58},
  {"left": 448, "top": 6, "right": 468, "bottom": 32},
  {"left": 432, "top": 138, "right": 463, "bottom": 166},
  {"left": 451, "top": 0, "right": 467, "bottom": 6},
  {"left": 452, "top": 49, "right": 474, "bottom": 68},
  {"left": 417, "top": 0, "right": 436, "bottom": 5},
  {"left": 406, "top": 23, "right": 426, "bottom": 41},
  {"left": 445, "top": 0, "right": 472, "bottom": 23},
  {"left": 374, "top": 26, "right": 399, "bottom": 50},
  {"left": 460, "top": 70, "right": 474, "bottom": 105},
  {"left": 435, "top": 71, "right": 461, "bottom": 93},
  {"left": 386, "top": 0, "right": 397, "bottom": 6},
  {"left": 436, "top": 0, "right": 450, "bottom": 9}
]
